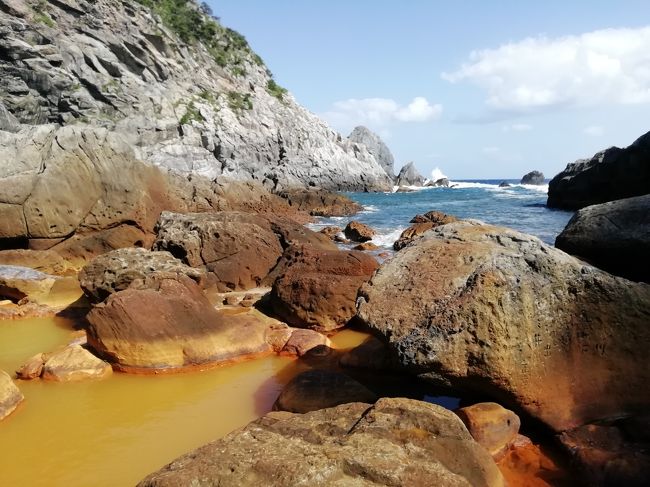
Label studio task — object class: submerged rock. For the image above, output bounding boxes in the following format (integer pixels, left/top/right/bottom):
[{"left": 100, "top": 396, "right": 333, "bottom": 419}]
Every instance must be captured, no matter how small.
[
  {"left": 344, "top": 221, "right": 376, "bottom": 242},
  {"left": 280, "top": 329, "right": 330, "bottom": 357},
  {"left": 393, "top": 210, "right": 459, "bottom": 250},
  {"left": 79, "top": 248, "right": 205, "bottom": 303},
  {"left": 273, "top": 369, "right": 378, "bottom": 413},
  {"left": 269, "top": 245, "right": 379, "bottom": 332},
  {"left": 138, "top": 398, "right": 505, "bottom": 487},
  {"left": 41, "top": 345, "right": 112, "bottom": 382},
  {"left": 0, "top": 265, "right": 58, "bottom": 303},
  {"left": 520, "top": 171, "right": 545, "bottom": 185},
  {"left": 0, "top": 370, "right": 23, "bottom": 421},
  {"left": 339, "top": 336, "right": 391, "bottom": 370},
  {"left": 555, "top": 194, "right": 650, "bottom": 282},
  {"left": 547, "top": 130, "right": 650, "bottom": 210},
  {"left": 357, "top": 220, "right": 650, "bottom": 432}
]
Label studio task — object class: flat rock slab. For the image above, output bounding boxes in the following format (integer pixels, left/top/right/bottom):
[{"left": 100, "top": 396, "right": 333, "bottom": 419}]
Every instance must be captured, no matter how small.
[
  {"left": 0, "top": 265, "right": 58, "bottom": 302},
  {"left": 138, "top": 398, "right": 504, "bottom": 487},
  {"left": 42, "top": 345, "right": 112, "bottom": 382}
]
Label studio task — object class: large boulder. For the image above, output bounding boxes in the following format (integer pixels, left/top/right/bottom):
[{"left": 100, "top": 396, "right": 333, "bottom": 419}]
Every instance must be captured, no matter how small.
[
  {"left": 277, "top": 188, "right": 362, "bottom": 216},
  {"left": 348, "top": 126, "right": 395, "bottom": 178},
  {"left": 85, "top": 276, "right": 279, "bottom": 370},
  {"left": 395, "top": 161, "right": 425, "bottom": 186},
  {"left": 153, "top": 211, "right": 335, "bottom": 292},
  {"left": 79, "top": 248, "right": 204, "bottom": 303},
  {"left": 555, "top": 194, "right": 650, "bottom": 282},
  {"left": 456, "top": 403, "right": 521, "bottom": 460},
  {"left": 520, "top": 171, "right": 545, "bottom": 185},
  {"left": 273, "top": 369, "right": 378, "bottom": 413},
  {"left": 547, "top": 130, "right": 650, "bottom": 210},
  {"left": 0, "top": 370, "right": 23, "bottom": 421},
  {"left": 394, "top": 210, "right": 459, "bottom": 250},
  {"left": 138, "top": 398, "right": 505, "bottom": 487},
  {"left": 269, "top": 245, "right": 379, "bottom": 332},
  {"left": 0, "top": 265, "right": 58, "bottom": 303},
  {"left": 357, "top": 221, "right": 650, "bottom": 432},
  {"left": 344, "top": 220, "right": 376, "bottom": 242}
]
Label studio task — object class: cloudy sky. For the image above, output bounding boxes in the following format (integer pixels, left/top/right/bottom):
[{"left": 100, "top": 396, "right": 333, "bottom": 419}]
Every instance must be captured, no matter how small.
[{"left": 214, "top": 0, "right": 650, "bottom": 179}]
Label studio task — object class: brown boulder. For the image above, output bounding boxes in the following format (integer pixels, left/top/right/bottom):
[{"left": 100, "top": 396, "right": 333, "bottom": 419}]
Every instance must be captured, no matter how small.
[
  {"left": 79, "top": 247, "right": 204, "bottom": 303},
  {"left": 319, "top": 225, "right": 342, "bottom": 240},
  {"left": 339, "top": 336, "right": 391, "bottom": 370},
  {"left": 153, "top": 211, "right": 334, "bottom": 292},
  {"left": 277, "top": 188, "right": 362, "bottom": 216},
  {"left": 344, "top": 220, "right": 376, "bottom": 242},
  {"left": 394, "top": 210, "right": 459, "bottom": 250},
  {"left": 138, "top": 398, "right": 505, "bottom": 487},
  {"left": 281, "top": 329, "right": 331, "bottom": 357},
  {"left": 353, "top": 241, "right": 380, "bottom": 251},
  {"left": 273, "top": 369, "right": 378, "bottom": 413},
  {"left": 0, "top": 370, "right": 23, "bottom": 421},
  {"left": 357, "top": 221, "right": 650, "bottom": 432},
  {"left": 41, "top": 345, "right": 112, "bottom": 382},
  {"left": 15, "top": 353, "right": 44, "bottom": 380},
  {"left": 86, "top": 276, "right": 281, "bottom": 370},
  {"left": 270, "top": 245, "right": 379, "bottom": 332},
  {"left": 456, "top": 402, "right": 521, "bottom": 459}
]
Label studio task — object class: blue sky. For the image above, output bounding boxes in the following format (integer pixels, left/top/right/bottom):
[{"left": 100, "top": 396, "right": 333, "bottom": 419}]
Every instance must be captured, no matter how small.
[{"left": 211, "top": 1, "right": 650, "bottom": 179}]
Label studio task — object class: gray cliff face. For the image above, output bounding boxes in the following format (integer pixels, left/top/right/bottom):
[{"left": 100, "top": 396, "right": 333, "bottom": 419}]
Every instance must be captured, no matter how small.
[
  {"left": 0, "top": 0, "right": 392, "bottom": 192},
  {"left": 395, "top": 161, "right": 425, "bottom": 186},
  {"left": 348, "top": 126, "right": 395, "bottom": 179}
]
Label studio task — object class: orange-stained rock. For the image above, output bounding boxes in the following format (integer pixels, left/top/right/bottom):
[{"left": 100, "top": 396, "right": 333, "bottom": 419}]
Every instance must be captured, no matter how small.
[
  {"left": 41, "top": 345, "right": 112, "bottom": 382},
  {"left": 497, "top": 439, "right": 572, "bottom": 487},
  {"left": 393, "top": 210, "right": 458, "bottom": 250},
  {"left": 319, "top": 226, "right": 342, "bottom": 240},
  {"left": 138, "top": 398, "right": 505, "bottom": 487},
  {"left": 0, "top": 370, "right": 23, "bottom": 421},
  {"left": 358, "top": 220, "right": 650, "bottom": 432},
  {"left": 15, "top": 353, "right": 44, "bottom": 380},
  {"left": 344, "top": 221, "right": 376, "bottom": 242},
  {"left": 86, "top": 277, "right": 288, "bottom": 370},
  {"left": 456, "top": 402, "right": 521, "bottom": 459},
  {"left": 270, "top": 245, "right": 379, "bottom": 332},
  {"left": 353, "top": 242, "right": 379, "bottom": 251},
  {"left": 281, "top": 329, "right": 330, "bottom": 357},
  {"left": 273, "top": 369, "right": 377, "bottom": 413}
]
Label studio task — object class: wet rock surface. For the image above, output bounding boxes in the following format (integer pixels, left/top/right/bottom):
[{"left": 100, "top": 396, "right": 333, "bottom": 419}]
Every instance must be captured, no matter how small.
[
  {"left": 344, "top": 220, "right": 376, "bottom": 242},
  {"left": 357, "top": 220, "right": 650, "bottom": 432},
  {"left": 0, "top": 369, "right": 23, "bottom": 421},
  {"left": 555, "top": 194, "right": 650, "bottom": 282},
  {"left": 456, "top": 402, "right": 521, "bottom": 459},
  {"left": 138, "top": 398, "right": 505, "bottom": 487}
]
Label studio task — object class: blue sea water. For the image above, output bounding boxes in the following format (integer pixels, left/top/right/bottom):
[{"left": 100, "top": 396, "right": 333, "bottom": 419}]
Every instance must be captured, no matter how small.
[{"left": 311, "top": 180, "right": 575, "bottom": 248}]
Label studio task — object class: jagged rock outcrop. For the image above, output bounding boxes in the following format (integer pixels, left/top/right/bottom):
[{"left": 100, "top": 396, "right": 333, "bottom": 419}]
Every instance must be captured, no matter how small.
[
  {"left": 138, "top": 398, "right": 505, "bottom": 487},
  {"left": 348, "top": 126, "right": 395, "bottom": 178},
  {"left": 357, "top": 220, "right": 650, "bottom": 433},
  {"left": 555, "top": 194, "right": 650, "bottom": 282},
  {"left": 395, "top": 161, "right": 425, "bottom": 186},
  {"left": 520, "top": 171, "right": 545, "bottom": 185},
  {"left": 547, "top": 131, "right": 650, "bottom": 209},
  {"left": 0, "top": 0, "right": 392, "bottom": 191}
]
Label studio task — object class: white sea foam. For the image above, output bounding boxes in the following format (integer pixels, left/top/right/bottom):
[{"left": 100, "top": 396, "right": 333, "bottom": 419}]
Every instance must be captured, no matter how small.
[
  {"left": 360, "top": 205, "right": 380, "bottom": 213},
  {"left": 430, "top": 167, "right": 448, "bottom": 181},
  {"left": 371, "top": 227, "right": 405, "bottom": 248},
  {"left": 448, "top": 181, "right": 498, "bottom": 189}
]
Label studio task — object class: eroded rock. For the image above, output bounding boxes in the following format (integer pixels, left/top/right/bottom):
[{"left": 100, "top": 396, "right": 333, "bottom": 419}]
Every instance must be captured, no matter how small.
[{"left": 0, "top": 370, "right": 23, "bottom": 421}]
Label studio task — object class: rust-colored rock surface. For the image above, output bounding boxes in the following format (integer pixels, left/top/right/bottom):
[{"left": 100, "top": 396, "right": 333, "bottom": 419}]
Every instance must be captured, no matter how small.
[
  {"left": 357, "top": 220, "right": 650, "bottom": 432},
  {"left": 138, "top": 398, "right": 505, "bottom": 487},
  {"left": 456, "top": 402, "right": 521, "bottom": 459},
  {"left": 393, "top": 210, "right": 459, "bottom": 250},
  {"left": 270, "top": 245, "right": 379, "bottom": 332},
  {"left": 344, "top": 220, "right": 376, "bottom": 242},
  {"left": 277, "top": 189, "right": 363, "bottom": 216},
  {"left": 280, "top": 329, "right": 331, "bottom": 357}
]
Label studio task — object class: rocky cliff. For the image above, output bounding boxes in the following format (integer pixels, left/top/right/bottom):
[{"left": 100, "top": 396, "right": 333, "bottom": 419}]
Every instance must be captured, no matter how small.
[
  {"left": 348, "top": 126, "right": 395, "bottom": 179},
  {"left": 0, "top": 0, "right": 392, "bottom": 191}
]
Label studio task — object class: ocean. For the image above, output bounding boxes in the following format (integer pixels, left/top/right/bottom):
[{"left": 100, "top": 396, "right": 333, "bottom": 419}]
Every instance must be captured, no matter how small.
[{"left": 310, "top": 180, "right": 575, "bottom": 248}]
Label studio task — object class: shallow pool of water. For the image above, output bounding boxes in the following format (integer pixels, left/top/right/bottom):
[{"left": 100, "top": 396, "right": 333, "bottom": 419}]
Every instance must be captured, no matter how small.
[{"left": 0, "top": 312, "right": 371, "bottom": 487}]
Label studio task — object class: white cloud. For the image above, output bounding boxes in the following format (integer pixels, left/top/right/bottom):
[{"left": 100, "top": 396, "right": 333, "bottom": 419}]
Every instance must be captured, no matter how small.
[
  {"left": 442, "top": 26, "right": 650, "bottom": 112},
  {"left": 321, "top": 96, "right": 442, "bottom": 132},
  {"left": 583, "top": 125, "right": 605, "bottom": 136},
  {"left": 502, "top": 123, "right": 532, "bottom": 132}
]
